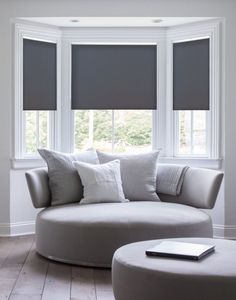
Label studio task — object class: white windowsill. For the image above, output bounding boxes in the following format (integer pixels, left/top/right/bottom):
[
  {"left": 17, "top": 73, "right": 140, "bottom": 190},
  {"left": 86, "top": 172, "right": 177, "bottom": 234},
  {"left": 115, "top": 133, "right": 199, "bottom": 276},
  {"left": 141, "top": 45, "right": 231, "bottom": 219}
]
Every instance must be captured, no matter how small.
[
  {"left": 11, "top": 158, "right": 47, "bottom": 170},
  {"left": 11, "top": 156, "right": 223, "bottom": 170},
  {"left": 159, "top": 157, "right": 223, "bottom": 170}
]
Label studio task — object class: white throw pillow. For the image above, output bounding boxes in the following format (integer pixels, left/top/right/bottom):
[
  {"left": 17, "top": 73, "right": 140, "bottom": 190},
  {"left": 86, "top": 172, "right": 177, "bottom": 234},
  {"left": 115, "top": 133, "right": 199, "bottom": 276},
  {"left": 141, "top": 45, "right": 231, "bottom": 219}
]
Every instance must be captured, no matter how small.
[
  {"left": 73, "top": 159, "right": 128, "bottom": 204},
  {"left": 97, "top": 151, "right": 160, "bottom": 201}
]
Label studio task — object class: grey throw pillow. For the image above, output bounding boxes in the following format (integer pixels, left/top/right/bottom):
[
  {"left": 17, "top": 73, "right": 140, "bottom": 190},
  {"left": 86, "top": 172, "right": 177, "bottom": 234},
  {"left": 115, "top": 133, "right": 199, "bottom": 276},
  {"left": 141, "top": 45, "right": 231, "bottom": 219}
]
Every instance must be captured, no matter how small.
[
  {"left": 38, "top": 149, "right": 99, "bottom": 206},
  {"left": 97, "top": 151, "right": 160, "bottom": 201}
]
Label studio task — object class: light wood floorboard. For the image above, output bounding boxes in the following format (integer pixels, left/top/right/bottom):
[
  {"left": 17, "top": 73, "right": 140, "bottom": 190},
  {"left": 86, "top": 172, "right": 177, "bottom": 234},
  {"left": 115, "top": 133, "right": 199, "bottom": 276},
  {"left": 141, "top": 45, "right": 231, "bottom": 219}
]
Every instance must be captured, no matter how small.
[
  {"left": 71, "top": 267, "right": 96, "bottom": 300},
  {"left": 0, "top": 236, "right": 114, "bottom": 300},
  {"left": 94, "top": 270, "right": 115, "bottom": 300},
  {"left": 0, "top": 236, "right": 33, "bottom": 300},
  {"left": 41, "top": 262, "right": 71, "bottom": 300}
]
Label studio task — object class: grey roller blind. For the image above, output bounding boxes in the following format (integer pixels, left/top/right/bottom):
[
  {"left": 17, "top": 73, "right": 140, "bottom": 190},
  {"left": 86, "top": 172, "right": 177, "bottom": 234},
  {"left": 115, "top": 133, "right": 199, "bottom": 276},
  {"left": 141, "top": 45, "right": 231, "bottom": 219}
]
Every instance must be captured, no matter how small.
[
  {"left": 23, "top": 39, "right": 57, "bottom": 110},
  {"left": 71, "top": 45, "right": 157, "bottom": 110},
  {"left": 173, "top": 38, "right": 209, "bottom": 110}
]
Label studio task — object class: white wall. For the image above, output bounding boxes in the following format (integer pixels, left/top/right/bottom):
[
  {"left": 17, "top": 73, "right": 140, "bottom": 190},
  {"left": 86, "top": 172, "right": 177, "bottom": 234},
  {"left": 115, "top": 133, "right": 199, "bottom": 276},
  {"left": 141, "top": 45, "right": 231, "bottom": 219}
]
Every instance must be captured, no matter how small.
[
  {"left": 10, "top": 170, "right": 39, "bottom": 236},
  {"left": 0, "top": 0, "right": 235, "bottom": 237}
]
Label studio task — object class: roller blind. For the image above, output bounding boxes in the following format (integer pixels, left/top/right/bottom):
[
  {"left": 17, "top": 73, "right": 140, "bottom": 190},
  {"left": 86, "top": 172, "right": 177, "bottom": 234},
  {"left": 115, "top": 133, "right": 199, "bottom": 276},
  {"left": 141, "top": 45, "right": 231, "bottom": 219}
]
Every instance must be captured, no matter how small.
[
  {"left": 71, "top": 45, "right": 157, "bottom": 110},
  {"left": 173, "top": 38, "right": 209, "bottom": 110},
  {"left": 23, "top": 39, "right": 57, "bottom": 110}
]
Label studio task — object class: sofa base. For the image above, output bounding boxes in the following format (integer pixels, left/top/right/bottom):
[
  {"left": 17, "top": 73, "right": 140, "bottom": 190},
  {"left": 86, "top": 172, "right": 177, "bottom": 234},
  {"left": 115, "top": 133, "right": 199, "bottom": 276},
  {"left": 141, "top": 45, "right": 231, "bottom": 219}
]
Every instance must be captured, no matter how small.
[
  {"left": 35, "top": 201, "right": 213, "bottom": 267},
  {"left": 37, "top": 251, "right": 111, "bottom": 268}
]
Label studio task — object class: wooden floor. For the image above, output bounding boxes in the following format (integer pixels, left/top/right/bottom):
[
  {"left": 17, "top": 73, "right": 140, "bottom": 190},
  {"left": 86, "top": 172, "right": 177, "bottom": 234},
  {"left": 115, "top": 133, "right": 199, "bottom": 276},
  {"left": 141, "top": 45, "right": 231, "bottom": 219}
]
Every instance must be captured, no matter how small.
[{"left": 0, "top": 235, "right": 115, "bottom": 300}]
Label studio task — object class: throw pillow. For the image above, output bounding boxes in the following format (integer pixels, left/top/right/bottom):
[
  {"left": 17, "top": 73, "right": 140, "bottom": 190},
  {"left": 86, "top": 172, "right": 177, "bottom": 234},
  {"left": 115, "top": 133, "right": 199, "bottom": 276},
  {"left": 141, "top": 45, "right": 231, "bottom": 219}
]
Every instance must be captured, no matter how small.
[
  {"left": 73, "top": 160, "right": 128, "bottom": 204},
  {"left": 38, "top": 149, "right": 99, "bottom": 206},
  {"left": 97, "top": 151, "right": 160, "bottom": 201}
]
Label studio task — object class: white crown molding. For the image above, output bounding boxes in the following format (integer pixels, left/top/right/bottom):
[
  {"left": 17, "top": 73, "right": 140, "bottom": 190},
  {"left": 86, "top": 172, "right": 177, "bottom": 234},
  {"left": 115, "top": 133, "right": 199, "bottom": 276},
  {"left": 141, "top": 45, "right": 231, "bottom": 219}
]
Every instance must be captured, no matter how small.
[
  {"left": 167, "top": 19, "right": 223, "bottom": 40},
  {"left": 13, "top": 21, "right": 61, "bottom": 39},
  {"left": 62, "top": 26, "right": 167, "bottom": 42}
]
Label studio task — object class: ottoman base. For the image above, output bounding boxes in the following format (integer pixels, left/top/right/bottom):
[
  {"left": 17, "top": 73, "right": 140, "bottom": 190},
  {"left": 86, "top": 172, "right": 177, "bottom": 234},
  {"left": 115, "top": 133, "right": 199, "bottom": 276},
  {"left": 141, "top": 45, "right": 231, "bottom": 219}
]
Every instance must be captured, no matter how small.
[{"left": 112, "top": 238, "right": 236, "bottom": 300}]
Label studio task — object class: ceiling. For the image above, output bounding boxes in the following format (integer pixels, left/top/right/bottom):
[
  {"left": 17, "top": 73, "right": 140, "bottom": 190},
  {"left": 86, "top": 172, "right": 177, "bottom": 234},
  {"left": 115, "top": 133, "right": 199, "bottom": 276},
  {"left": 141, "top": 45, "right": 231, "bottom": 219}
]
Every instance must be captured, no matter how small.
[{"left": 20, "top": 17, "right": 216, "bottom": 28}]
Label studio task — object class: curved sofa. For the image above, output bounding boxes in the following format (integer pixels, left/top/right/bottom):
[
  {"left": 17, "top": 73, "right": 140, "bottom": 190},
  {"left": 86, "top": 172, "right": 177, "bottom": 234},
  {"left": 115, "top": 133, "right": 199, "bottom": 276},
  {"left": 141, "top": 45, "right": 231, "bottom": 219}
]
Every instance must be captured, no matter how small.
[{"left": 26, "top": 167, "right": 223, "bottom": 267}]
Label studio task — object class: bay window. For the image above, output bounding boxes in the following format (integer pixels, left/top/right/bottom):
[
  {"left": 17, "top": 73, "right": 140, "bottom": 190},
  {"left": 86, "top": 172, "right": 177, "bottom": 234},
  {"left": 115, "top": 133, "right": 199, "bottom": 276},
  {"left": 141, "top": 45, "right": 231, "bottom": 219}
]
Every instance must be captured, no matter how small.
[{"left": 13, "top": 19, "right": 221, "bottom": 169}]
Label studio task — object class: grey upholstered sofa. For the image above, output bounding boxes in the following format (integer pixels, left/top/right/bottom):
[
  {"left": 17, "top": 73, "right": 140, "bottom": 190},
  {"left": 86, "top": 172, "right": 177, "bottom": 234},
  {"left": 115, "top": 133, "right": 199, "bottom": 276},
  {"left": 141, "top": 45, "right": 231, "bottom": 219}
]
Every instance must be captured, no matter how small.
[{"left": 26, "top": 167, "right": 223, "bottom": 267}]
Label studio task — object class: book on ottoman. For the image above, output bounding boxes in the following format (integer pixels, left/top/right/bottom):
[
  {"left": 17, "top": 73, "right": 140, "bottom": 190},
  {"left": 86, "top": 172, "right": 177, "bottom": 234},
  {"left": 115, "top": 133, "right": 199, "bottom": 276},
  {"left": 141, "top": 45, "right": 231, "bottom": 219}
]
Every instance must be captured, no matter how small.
[{"left": 146, "top": 241, "right": 215, "bottom": 260}]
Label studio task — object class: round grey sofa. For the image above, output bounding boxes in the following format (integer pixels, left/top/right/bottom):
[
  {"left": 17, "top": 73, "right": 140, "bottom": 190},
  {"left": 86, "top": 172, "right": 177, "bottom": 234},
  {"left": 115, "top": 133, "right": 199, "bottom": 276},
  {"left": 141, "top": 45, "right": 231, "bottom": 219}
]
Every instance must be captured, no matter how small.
[{"left": 26, "top": 167, "right": 223, "bottom": 267}]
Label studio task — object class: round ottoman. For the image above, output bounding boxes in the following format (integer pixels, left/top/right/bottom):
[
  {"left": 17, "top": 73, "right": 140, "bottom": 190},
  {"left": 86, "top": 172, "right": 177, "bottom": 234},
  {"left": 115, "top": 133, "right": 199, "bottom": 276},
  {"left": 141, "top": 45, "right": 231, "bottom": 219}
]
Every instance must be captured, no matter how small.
[{"left": 112, "top": 238, "right": 236, "bottom": 300}]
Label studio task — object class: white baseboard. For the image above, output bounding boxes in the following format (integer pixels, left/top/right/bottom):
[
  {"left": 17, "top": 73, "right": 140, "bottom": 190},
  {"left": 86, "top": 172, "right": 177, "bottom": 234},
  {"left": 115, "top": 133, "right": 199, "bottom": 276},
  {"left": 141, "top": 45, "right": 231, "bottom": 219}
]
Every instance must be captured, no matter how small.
[
  {"left": 0, "top": 221, "right": 35, "bottom": 237},
  {"left": 223, "top": 225, "right": 236, "bottom": 239},
  {"left": 213, "top": 224, "right": 225, "bottom": 239},
  {"left": 0, "top": 221, "right": 236, "bottom": 239},
  {"left": 213, "top": 224, "right": 236, "bottom": 239},
  {"left": 0, "top": 223, "right": 11, "bottom": 236}
]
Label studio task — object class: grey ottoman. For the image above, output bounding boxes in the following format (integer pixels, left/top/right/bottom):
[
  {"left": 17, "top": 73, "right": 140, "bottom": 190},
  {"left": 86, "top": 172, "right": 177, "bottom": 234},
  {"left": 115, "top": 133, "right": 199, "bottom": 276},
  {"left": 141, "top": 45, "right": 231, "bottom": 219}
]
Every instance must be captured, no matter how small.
[{"left": 112, "top": 238, "right": 236, "bottom": 300}]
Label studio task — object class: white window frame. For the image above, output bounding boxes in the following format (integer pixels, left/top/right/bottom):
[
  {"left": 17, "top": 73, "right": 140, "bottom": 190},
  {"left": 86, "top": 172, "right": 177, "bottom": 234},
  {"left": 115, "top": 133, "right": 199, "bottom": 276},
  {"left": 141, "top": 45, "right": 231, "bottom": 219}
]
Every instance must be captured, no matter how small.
[
  {"left": 12, "top": 20, "right": 223, "bottom": 169},
  {"left": 165, "top": 22, "right": 221, "bottom": 163},
  {"left": 12, "top": 22, "right": 61, "bottom": 167},
  {"left": 61, "top": 27, "right": 166, "bottom": 154}
]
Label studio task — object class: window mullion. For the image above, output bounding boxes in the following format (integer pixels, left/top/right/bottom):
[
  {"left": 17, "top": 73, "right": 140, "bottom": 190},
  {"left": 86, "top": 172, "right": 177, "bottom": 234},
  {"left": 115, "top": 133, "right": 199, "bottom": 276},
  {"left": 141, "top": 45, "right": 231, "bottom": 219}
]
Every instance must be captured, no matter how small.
[
  {"left": 22, "top": 111, "right": 26, "bottom": 156},
  {"left": 88, "top": 110, "right": 94, "bottom": 148},
  {"left": 112, "top": 110, "right": 115, "bottom": 152},
  {"left": 190, "top": 111, "right": 194, "bottom": 155},
  {"left": 36, "top": 111, "right": 40, "bottom": 149}
]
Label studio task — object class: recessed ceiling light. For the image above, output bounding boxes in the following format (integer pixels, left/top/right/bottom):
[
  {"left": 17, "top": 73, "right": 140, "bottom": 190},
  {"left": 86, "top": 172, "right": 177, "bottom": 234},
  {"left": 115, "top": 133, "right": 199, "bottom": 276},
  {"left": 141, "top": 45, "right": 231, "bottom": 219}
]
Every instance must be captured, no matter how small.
[
  {"left": 152, "top": 19, "right": 162, "bottom": 23},
  {"left": 70, "top": 19, "right": 79, "bottom": 23}
]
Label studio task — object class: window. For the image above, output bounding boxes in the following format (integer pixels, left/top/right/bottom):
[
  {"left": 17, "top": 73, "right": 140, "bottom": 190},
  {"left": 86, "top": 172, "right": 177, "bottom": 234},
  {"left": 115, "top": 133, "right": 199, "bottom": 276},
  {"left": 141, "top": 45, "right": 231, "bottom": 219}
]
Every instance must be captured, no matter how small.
[
  {"left": 74, "top": 110, "right": 152, "bottom": 153},
  {"left": 13, "top": 24, "right": 60, "bottom": 160},
  {"left": 166, "top": 24, "right": 221, "bottom": 163},
  {"left": 23, "top": 111, "right": 53, "bottom": 156},
  {"left": 13, "top": 20, "right": 221, "bottom": 169},
  {"left": 175, "top": 111, "right": 209, "bottom": 157}
]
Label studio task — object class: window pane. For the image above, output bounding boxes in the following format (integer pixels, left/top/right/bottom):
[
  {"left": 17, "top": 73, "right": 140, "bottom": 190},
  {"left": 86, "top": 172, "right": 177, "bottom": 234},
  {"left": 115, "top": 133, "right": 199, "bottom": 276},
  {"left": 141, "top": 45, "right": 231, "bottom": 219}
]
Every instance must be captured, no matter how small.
[
  {"left": 74, "top": 110, "right": 152, "bottom": 153},
  {"left": 25, "top": 111, "right": 37, "bottom": 154},
  {"left": 74, "top": 110, "right": 90, "bottom": 151},
  {"left": 25, "top": 111, "right": 50, "bottom": 155},
  {"left": 93, "top": 110, "right": 112, "bottom": 152},
  {"left": 177, "top": 111, "right": 191, "bottom": 155},
  {"left": 114, "top": 110, "right": 152, "bottom": 153},
  {"left": 193, "top": 111, "right": 207, "bottom": 155},
  {"left": 74, "top": 110, "right": 112, "bottom": 152},
  {"left": 177, "top": 110, "right": 207, "bottom": 156},
  {"left": 39, "top": 111, "right": 49, "bottom": 148}
]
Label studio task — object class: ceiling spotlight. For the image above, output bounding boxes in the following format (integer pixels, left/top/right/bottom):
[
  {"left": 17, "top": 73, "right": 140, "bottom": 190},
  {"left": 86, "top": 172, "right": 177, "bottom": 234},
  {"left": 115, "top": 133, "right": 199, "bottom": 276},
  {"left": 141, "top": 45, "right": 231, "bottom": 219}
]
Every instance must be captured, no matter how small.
[
  {"left": 152, "top": 19, "right": 162, "bottom": 23},
  {"left": 70, "top": 19, "right": 79, "bottom": 23}
]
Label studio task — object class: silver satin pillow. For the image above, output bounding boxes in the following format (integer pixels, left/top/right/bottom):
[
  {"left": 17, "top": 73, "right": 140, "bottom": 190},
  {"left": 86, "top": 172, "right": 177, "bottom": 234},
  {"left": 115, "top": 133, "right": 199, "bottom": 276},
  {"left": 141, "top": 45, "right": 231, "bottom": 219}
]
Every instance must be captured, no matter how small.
[
  {"left": 38, "top": 149, "right": 99, "bottom": 206},
  {"left": 97, "top": 151, "right": 160, "bottom": 201}
]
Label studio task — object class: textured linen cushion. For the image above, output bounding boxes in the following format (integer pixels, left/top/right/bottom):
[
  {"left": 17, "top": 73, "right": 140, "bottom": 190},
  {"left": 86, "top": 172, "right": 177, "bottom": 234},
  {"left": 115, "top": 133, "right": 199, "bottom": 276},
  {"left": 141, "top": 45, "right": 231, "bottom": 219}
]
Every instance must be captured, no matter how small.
[
  {"left": 73, "top": 160, "right": 128, "bottom": 204},
  {"left": 97, "top": 151, "right": 160, "bottom": 201},
  {"left": 38, "top": 149, "right": 98, "bottom": 206}
]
